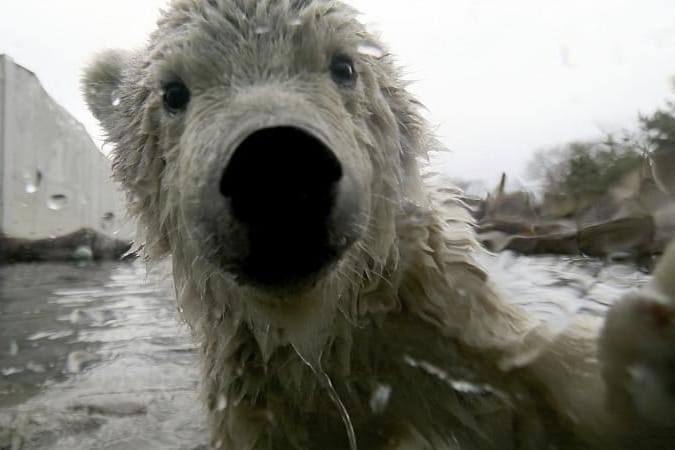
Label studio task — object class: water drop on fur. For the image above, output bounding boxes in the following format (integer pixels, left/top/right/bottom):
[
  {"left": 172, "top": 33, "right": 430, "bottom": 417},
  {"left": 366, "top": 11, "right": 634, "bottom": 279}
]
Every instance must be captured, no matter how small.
[
  {"left": 111, "top": 90, "right": 121, "bottom": 107},
  {"left": 215, "top": 394, "right": 227, "bottom": 411},
  {"left": 356, "top": 42, "right": 385, "bottom": 59},
  {"left": 255, "top": 25, "right": 270, "bottom": 35},
  {"left": 369, "top": 384, "right": 391, "bottom": 414}
]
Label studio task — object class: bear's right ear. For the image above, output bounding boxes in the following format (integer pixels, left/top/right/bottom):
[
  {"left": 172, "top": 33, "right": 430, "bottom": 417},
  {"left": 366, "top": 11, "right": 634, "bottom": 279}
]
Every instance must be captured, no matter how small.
[{"left": 82, "top": 49, "right": 133, "bottom": 134}]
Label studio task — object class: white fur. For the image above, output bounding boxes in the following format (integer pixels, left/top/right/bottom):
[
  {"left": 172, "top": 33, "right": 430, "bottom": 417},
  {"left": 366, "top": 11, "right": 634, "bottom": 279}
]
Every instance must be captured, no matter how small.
[{"left": 82, "top": 0, "right": 675, "bottom": 448}]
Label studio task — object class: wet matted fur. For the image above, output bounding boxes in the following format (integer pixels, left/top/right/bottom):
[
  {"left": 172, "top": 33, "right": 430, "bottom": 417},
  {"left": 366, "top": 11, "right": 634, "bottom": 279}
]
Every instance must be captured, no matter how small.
[{"left": 83, "top": 0, "right": 675, "bottom": 448}]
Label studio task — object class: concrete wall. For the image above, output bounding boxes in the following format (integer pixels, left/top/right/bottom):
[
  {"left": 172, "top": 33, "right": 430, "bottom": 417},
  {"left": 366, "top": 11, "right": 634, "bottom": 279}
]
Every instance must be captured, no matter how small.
[{"left": 0, "top": 55, "right": 131, "bottom": 239}]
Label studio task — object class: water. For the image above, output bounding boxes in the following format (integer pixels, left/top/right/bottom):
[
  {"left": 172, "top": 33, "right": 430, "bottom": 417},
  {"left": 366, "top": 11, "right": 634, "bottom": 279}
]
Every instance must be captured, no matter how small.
[
  {"left": 0, "top": 254, "right": 651, "bottom": 449},
  {"left": 0, "top": 262, "right": 206, "bottom": 450}
]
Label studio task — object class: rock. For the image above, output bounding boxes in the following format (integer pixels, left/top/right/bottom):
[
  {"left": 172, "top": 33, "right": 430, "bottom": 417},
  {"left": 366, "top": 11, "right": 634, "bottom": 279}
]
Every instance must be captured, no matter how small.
[
  {"left": 0, "top": 228, "right": 133, "bottom": 264},
  {"left": 653, "top": 203, "right": 675, "bottom": 252},
  {"left": 479, "top": 227, "right": 579, "bottom": 255},
  {"left": 483, "top": 173, "right": 539, "bottom": 223},
  {"left": 539, "top": 193, "right": 577, "bottom": 219},
  {"left": 69, "top": 401, "right": 147, "bottom": 417},
  {"left": 501, "top": 231, "right": 580, "bottom": 255},
  {"left": 652, "top": 145, "right": 675, "bottom": 195},
  {"left": 478, "top": 220, "right": 535, "bottom": 236},
  {"left": 578, "top": 216, "right": 654, "bottom": 258}
]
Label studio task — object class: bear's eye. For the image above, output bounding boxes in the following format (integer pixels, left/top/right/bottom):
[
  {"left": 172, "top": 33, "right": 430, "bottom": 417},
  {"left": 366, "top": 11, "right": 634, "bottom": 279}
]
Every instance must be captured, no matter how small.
[
  {"left": 162, "top": 81, "right": 191, "bottom": 114},
  {"left": 330, "top": 56, "right": 357, "bottom": 88}
]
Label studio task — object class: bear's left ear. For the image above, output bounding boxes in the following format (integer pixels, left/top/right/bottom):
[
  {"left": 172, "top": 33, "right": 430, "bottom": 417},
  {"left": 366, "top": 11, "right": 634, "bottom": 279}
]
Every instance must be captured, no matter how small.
[{"left": 81, "top": 49, "right": 133, "bottom": 135}]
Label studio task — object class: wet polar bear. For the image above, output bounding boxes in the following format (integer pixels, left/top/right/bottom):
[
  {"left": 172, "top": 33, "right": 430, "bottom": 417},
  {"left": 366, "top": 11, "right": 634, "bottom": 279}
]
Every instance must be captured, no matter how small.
[{"left": 83, "top": 0, "right": 675, "bottom": 448}]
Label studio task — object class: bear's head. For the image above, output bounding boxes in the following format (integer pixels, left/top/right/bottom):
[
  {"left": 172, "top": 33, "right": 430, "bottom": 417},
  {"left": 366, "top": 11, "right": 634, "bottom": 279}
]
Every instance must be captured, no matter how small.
[{"left": 83, "top": 0, "right": 426, "bottom": 298}]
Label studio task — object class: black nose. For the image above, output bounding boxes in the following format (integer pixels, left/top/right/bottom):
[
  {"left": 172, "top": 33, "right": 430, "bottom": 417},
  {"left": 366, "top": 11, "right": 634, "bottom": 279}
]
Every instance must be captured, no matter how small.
[
  {"left": 219, "top": 126, "right": 346, "bottom": 286},
  {"left": 220, "top": 126, "right": 343, "bottom": 224}
]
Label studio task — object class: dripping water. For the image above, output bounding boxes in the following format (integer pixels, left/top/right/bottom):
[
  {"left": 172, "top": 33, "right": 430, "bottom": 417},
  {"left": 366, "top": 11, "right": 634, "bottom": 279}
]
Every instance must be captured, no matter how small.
[{"left": 293, "top": 346, "right": 358, "bottom": 450}]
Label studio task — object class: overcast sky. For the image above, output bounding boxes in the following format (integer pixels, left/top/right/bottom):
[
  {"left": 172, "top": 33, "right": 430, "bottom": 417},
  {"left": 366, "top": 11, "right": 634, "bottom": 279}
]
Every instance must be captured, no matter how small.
[{"left": 1, "top": 0, "right": 674, "bottom": 186}]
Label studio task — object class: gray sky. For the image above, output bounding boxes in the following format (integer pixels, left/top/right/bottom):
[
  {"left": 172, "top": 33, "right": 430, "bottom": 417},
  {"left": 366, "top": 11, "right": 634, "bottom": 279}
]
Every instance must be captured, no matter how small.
[{"left": 1, "top": 0, "right": 674, "bottom": 185}]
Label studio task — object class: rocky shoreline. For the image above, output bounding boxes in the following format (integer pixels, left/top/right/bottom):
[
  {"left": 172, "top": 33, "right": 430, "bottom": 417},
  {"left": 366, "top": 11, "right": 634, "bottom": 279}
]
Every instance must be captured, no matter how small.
[
  {"left": 0, "top": 228, "right": 134, "bottom": 264},
  {"left": 474, "top": 172, "right": 675, "bottom": 266}
]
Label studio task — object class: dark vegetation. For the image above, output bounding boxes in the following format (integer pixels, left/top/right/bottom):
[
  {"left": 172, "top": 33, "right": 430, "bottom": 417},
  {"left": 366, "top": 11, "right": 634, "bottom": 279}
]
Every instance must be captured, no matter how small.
[{"left": 478, "top": 80, "right": 675, "bottom": 264}]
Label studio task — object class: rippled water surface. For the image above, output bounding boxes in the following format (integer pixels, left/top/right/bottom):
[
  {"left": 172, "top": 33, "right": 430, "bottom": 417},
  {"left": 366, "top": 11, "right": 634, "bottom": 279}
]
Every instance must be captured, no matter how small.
[
  {"left": 0, "top": 262, "right": 206, "bottom": 450},
  {"left": 0, "top": 254, "right": 652, "bottom": 449}
]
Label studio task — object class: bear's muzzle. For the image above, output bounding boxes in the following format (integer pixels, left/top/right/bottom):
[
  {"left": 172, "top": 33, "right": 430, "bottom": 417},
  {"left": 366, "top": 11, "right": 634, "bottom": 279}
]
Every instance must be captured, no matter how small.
[{"left": 214, "top": 125, "right": 363, "bottom": 290}]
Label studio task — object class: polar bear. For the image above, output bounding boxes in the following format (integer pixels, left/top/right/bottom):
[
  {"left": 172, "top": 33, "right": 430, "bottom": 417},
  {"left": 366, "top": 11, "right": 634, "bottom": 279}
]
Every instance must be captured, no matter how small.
[{"left": 82, "top": 0, "right": 675, "bottom": 448}]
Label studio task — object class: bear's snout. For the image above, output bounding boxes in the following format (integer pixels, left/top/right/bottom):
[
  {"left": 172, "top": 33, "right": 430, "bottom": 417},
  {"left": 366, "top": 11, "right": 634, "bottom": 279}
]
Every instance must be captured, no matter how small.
[
  {"left": 218, "top": 126, "right": 362, "bottom": 289},
  {"left": 220, "top": 127, "right": 343, "bottom": 223}
]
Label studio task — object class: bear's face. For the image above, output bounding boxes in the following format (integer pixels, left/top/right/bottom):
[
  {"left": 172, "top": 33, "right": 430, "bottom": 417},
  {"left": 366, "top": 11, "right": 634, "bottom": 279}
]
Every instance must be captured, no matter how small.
[{"left": 84, "top": 0, "right": 423, "bottom": 294}]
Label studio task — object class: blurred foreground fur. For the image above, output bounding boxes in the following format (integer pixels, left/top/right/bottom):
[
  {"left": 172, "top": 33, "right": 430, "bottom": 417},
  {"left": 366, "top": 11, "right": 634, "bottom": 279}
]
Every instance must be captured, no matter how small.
[{"left": 83, "top": 0, "right": 675, "bottom": 448}]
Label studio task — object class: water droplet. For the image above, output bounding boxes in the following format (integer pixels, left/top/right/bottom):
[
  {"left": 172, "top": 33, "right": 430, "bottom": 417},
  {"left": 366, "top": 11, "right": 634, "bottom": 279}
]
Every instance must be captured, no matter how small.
[
  {"left": 101, "top": 211, "right": 115, "bottom": 230},
  {"left": 23, "top": 169, "right": 42, "bottom": 193},
  {"left": 111, "top": 90, "right": 121, "bottom": 107},
  {"left": 216, "top": 394, "right": 227, "bottom": 411},
  {"left": 255, "top": 25, "right": 270, "bottom": 35},
  {"left": 9, "top": 340, "right": 19, "bottom": 356},
  {"left": 47, "top": 194, "right": 68, "bottom": 210},
  {"left": 369, "top": 384, "right": 391, "bottom": 414},
  {"left": 357, "top": 42, "right": 385, "bottom": 59}
]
